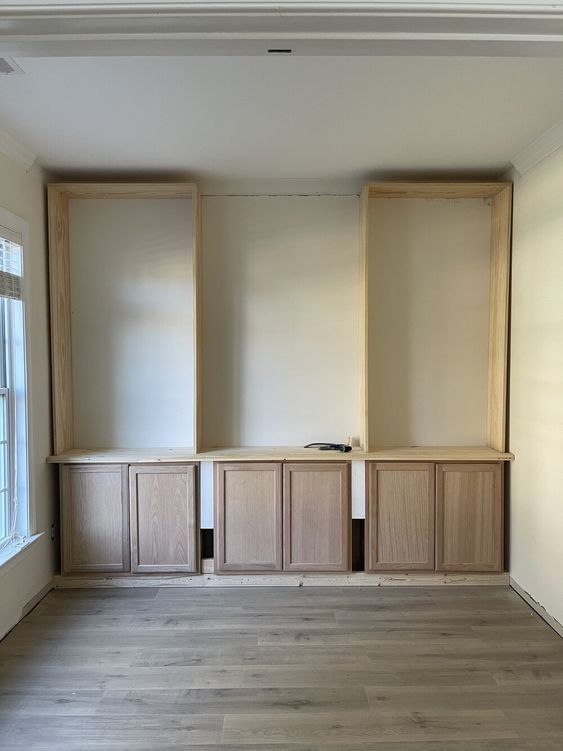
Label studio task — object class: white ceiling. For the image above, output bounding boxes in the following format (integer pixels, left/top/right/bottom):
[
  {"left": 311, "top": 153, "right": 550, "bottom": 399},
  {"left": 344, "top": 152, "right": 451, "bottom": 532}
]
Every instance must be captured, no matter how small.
[{"left": 1, "top": 55, "right": 562, "bottom": 181}]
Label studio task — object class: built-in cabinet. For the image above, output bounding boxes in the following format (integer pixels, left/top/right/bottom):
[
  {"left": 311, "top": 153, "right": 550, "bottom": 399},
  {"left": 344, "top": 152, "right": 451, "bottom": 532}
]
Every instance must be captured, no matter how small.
[
  {"left": 366, "top": 463, "right": 435, "bottom": 571},
  {"left": 366, "top": 461, "right": 503, "bottom": 572},
  {"left": 436, "top": 463, "right": 503, "bottom": 572},
  {"left": 60, "top": 463, "right": 199, "bottom": 575},
  {"left": 130, "top": 464, "right": 199, "bottom": 573},
  {"left": 214, "top": 461, "right": 350, "bottom": 573},
  {"left": 61, "top": 464, "right": 130, "bottom": 574}
]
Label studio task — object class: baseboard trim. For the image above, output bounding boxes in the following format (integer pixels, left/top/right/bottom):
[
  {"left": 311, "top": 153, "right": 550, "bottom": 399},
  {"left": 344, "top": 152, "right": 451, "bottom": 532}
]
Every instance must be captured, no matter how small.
[
  {"left": 53, "top": 570, "right": 509, "bottom": 589},
  {"left": 510, "top": 577, "right": 563, "bottom": 639}
]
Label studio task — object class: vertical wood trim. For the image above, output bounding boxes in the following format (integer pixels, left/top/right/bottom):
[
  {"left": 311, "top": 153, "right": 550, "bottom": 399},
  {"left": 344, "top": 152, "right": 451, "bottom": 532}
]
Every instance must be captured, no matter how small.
[
  {"left": 365, "top": 462, "right": 435, "bottom": 572},
  {"left": 121, "top": 465, "right": 131, "bottom": 573},
  {"left": 359, "top": 185, "right": 370, "bottom": 452},
  {"left": 192, "top": 186, "right": 203, "bottom": 453},
  {"left": 48, "top": 186, "right": 74, "bottom": 455},
  {"left": 487, "top": 185, "right": 512, "bottom": 452}
]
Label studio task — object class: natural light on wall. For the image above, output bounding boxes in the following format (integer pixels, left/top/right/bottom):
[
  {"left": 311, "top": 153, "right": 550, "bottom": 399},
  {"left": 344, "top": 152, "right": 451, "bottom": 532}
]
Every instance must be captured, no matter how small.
[{"left": 0, "top": 225, "right": 28, "bottom": 552}]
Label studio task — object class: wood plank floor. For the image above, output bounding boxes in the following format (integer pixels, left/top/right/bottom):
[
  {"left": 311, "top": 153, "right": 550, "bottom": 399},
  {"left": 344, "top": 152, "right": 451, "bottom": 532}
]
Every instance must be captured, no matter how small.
[{"left": 0, "top": 586, "right": 562, "bottom": 750}]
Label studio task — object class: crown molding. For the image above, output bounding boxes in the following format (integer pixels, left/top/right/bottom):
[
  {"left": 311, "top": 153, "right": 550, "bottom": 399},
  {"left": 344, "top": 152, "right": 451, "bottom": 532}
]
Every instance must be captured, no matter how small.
[
  {"left": 0, "top": 128, "right": 37, "bottom": 170},
  {"left": 511, "top": 118, "right": 563, "bottom": 175}
]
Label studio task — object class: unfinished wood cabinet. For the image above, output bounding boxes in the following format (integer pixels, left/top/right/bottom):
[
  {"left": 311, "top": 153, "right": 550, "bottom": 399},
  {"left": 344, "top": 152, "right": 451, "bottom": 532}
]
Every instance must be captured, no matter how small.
[
  {"left": 283, "top": 463, "right": 350, "bottom": 571},
  {"left": 436, "top": 463, "right": 503, "bottom": 572},
  {"left": 215, "top": 462, "right": 282, "bottom": 573},
  {"left": 130, "top": 464, "right": 199, "bottom": 573},
  {"left": 61, "top": 464, "right": 129, "bottom": 574},
  {"left": 366, "top": 462, "right": 435, "bottom": 571}
]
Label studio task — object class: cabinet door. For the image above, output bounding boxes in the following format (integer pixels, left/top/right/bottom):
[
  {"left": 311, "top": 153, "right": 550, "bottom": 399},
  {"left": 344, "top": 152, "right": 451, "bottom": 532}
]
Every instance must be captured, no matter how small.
[
  {"left": 366, "top": 462, "right": 435, "bottom": 571},
  {"left": 61, "top": 464, "right": 129, "bottom": 574},
  {"left": 436, "top": 463, "right": 503, "bottom": 572},
  {"left": 283, "top": 462, "right": 350, "bottom": 572},
  {"left": 215, "top": 462, "right": 282, "bottom": 572},
  {"left": 130, "top": 464, "right": 199, "bottom": 573}
]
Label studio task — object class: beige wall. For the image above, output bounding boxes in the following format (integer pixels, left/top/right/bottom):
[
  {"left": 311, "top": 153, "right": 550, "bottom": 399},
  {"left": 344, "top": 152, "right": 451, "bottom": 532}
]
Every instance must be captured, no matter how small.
[
  {"left": 69, "top": 198, "right": 194, "bottom": 448},
  {"left": 0, "top": 152, "right": 56, "bottom": 638},
  {"left": 368, "top": 197, "right": 491, "bottom": 447},
  {"left": 202, "top": 195, "right": 360, "bottom": 447},
  {"left": 510, "top": 149, "right": 563, "bottom": 628}
]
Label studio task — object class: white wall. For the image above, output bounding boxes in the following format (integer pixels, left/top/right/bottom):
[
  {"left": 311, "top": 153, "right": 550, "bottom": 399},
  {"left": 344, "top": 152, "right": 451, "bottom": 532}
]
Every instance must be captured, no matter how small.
[
  {"left": 0, "top": 152, "right": 56, "bottom": 639},
  {"left": 368, "top": 197, "right": 491, "bottom": 446},
  {"left": 202, "top": 195, "right": 360, "bottom": 447},
  {"left": 509, "top": 150, "right": 563, "bottom": 629},
  {"left": 69, "top": 198, "right": 194, "bottom": 448}
]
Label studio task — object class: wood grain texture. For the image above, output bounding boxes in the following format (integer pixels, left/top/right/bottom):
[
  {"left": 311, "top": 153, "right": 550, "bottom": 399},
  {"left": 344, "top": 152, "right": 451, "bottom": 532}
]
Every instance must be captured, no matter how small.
[
  {"left": 283, "top": 463, "right": 351, "bottom": 572},
  {"left": 129, "top": 464, "right": 199, "bottom": 573},
  {"left": 192, "top": 185, "right": 203, "bottom": 453},
  {"left": 48, "top": 185, "right": 74, "bottom": 454},
  {"left": 366, "top": 462, "right": 435, "bottom": 571},
  {"left": 48, "top": 446, "right": 515, "bottom": 464},
  {"left": 367, "top": 182, "right": 511, "bottom": 199},
  {"left": 215, "top": 462, "right": 282, "bottom": 573},
  {"left": 61, "top": 464, "right": 129, "bottom": 574},
  {"left": 487, "top": 184, "right": 512, "bottom": 452},
  {"left": 436, "top": 463, "right": 504, "bottom": 572},
  {"left": 359, "top": 184, "right": 370, "bottom": 451},
  {"left": 49, "top": 183, "right": 197, "bottom": 199},
  {"left": 1, "top": 586, "right": 562, "bottom": 749}
]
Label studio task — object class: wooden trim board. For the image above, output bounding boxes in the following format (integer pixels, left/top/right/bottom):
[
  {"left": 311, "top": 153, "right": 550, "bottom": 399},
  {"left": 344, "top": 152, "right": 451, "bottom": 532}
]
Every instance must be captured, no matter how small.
[
  {"left": 52, "top": 568, "right": 510, "bottom": 588},
  {"left": 47, "top": 446, "right": 514, "bottom": 464},
  {"left": 366, "top": 182, "right": 510, "bottom": 199},
  {"left": 510, "top": 578, "right": 563, "bottom": 639}
]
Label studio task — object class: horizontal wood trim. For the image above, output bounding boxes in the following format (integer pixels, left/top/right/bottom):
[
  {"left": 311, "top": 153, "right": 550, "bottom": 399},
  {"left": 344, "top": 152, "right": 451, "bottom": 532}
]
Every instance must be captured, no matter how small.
[
  {"left": 52, "top": 571, "right": 510, "bottom": 587},
  {"left": 47, "top": 446, "right": 515, "bottom": 464},
  {"left": 49, "top": 183, "right": 197, "bottom": 199},
  {"left": 366, "top": 182, "right": 510, "bottom": 199}
]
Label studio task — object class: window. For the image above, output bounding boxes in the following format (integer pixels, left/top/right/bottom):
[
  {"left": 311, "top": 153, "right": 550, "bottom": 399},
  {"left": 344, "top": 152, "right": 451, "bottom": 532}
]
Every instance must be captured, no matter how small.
[{"left": 0, "top": 221, "right": 28, "bottom": 551}]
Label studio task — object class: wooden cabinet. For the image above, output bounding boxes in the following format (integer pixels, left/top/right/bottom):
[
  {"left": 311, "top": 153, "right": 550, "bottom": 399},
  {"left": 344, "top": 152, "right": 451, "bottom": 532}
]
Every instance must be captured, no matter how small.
[
  {"left": 436, "top": 463, "right": 503, "bottom": 572},
  {"left": 283, "top": 463, "right": 350, "bottom": 571},
  {"left": 215, "top": 462, "right": 282, "bottom": 572},
  {"left": 366, "top": 463, "right": 434, "bottom": 571},
  {"left": 130, "top": 464, "right": 199, "bottom": 573},
  {"left": 61, "top": 464, "right": 129, "bottom": 574}
]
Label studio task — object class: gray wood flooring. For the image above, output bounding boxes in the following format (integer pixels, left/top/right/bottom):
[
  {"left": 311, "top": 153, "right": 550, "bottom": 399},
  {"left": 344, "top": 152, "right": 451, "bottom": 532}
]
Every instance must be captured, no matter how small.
[{"left": 0, "top": 586, "right": 562, "bottom": 750}]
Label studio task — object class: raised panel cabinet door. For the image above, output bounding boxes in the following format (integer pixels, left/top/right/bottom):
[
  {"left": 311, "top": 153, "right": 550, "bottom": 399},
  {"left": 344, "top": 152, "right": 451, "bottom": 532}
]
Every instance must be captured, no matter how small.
[
  {"left": 130, "top": 464, "right": 199, "bottom": 573},
  {"left": 283, "top": 462, "right": 351, "bottom": 572},
  {"left": 61, "top": 464, "right": 129, "bottom": 574},
  {"left": 215, "top": 462, "right": 282, "bottom": 573},
  {"left": 366, "top": 462, "right": 435, "bottom": 571},
  {"left": 436, "top": 463, "right": 503, "bottom": 572}
]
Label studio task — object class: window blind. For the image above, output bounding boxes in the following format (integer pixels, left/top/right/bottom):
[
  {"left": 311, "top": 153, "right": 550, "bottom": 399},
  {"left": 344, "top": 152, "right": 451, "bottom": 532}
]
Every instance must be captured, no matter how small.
[{"left": 0, "top": 236, "right": 22, "bottom": 301}]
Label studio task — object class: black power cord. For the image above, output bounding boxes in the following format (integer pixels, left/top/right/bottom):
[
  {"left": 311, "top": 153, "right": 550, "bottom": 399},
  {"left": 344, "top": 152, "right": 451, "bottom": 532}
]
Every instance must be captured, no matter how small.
[{"left": 304, "top": 442, "right": 352, "bottom": 453}]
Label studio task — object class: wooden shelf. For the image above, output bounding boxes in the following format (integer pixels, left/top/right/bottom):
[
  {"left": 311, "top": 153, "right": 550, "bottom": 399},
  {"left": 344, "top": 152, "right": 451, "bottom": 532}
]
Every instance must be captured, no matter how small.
[{"left": 47, "top": 446, "right": 514, "bottom": 464}]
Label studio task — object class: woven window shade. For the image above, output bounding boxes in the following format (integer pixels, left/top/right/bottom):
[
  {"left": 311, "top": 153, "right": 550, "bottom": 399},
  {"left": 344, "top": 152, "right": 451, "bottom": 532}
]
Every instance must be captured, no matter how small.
[{"left": 0, "top": 237, "right": 22, "bottom": 301}]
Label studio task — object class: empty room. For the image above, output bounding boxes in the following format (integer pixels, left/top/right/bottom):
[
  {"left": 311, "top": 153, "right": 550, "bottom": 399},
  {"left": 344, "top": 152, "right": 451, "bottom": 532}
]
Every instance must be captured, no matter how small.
[{"left": 0, "top": 1, "right": 563, "bottom": 749}]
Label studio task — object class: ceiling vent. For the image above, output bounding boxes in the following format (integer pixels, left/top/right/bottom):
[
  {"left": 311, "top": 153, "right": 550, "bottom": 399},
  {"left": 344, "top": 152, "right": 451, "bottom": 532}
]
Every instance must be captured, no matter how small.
[{"left": 0, "top": 58, "right": 24, "bottom": 75}]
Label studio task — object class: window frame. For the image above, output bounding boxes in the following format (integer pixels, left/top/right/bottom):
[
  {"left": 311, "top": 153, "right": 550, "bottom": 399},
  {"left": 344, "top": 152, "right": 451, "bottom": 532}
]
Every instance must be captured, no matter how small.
[{"left": 0, "top": 207, "right": 32, "bottom": 545}]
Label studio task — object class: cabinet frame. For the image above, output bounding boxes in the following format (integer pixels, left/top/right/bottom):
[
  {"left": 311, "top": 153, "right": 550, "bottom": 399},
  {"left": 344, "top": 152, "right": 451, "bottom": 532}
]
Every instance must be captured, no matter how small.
[
  {"left": 60, "top": 463, "right": 130, "bottom": 574},
  {"left": 359, "top": 182, "right": 512, "bottom": 453},
  {"left": 366, "top": 462, "right": 435, "bottom": 572},
  {"left": 48, "top": 182, "right": 202, "bottom": 455},
  {"left": 129, "top": 463, "right": 200, "bottom": 574}
]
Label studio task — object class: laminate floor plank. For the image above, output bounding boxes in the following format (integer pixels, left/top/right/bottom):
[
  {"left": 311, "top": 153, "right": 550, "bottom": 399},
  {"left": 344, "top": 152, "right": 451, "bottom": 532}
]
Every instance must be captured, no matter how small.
[{"left": 0, "top": 586, "right": 562, "bottom": 750}]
